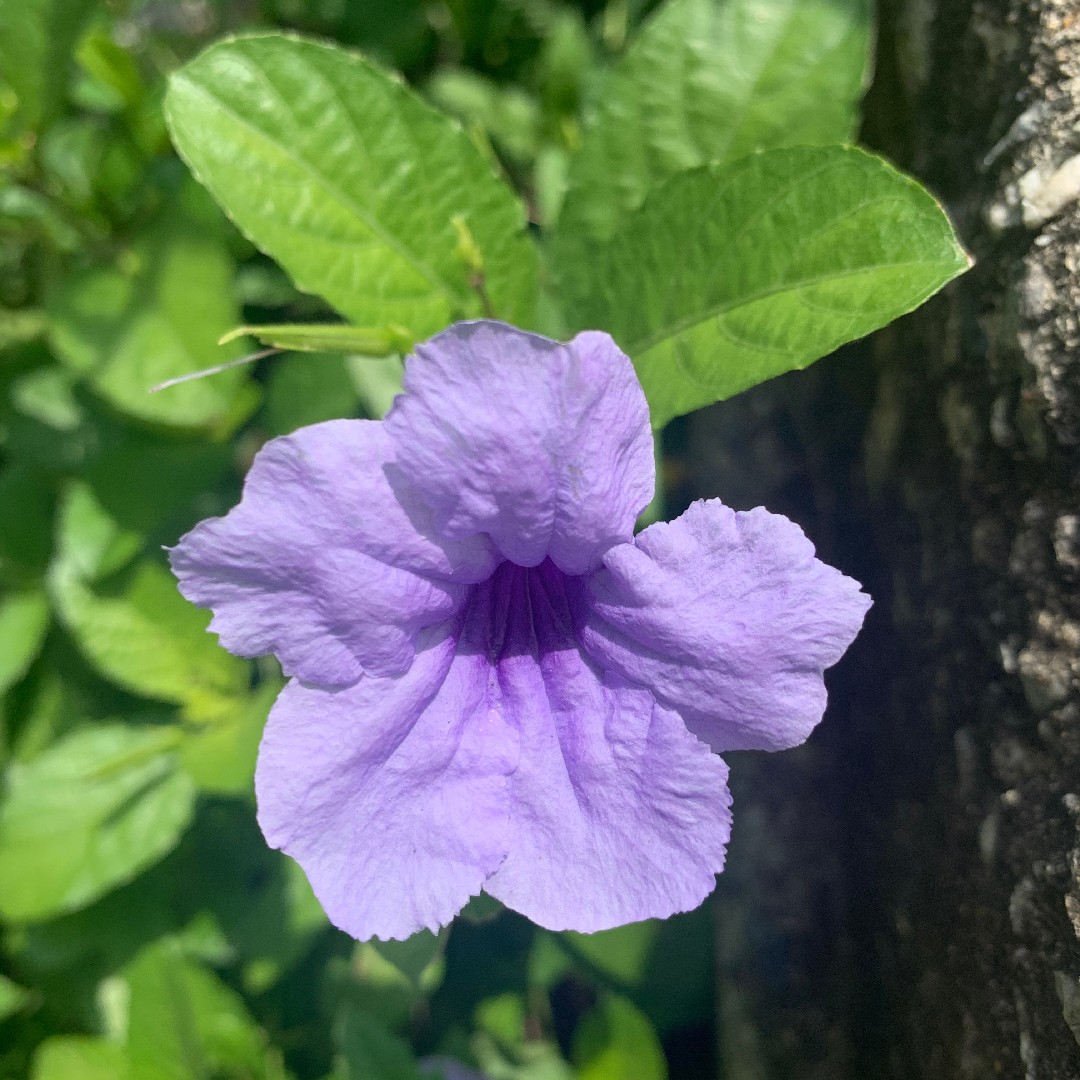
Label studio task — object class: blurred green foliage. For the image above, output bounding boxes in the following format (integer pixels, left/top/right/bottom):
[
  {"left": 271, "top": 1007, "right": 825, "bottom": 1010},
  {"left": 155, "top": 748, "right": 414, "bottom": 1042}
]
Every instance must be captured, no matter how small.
[
  {"left": 0, "top": 4, "right": 733, "bottom": 1077},
  {"left": 0, "top": 0, "right": 965, "bottom": 1077}
]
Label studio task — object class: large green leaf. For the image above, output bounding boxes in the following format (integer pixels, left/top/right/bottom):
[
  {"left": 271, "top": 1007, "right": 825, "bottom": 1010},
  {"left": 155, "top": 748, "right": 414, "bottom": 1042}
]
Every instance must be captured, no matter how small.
[
  {"left": 0, "top": 725, "right": 194, "bottom": 920},
  {"left": 0, "top": 0, "right": 95, "bottom": 134},
  {"left": 552, "top": 0, "right": 872, "bottom": 283},
  {"left": 568, "top": 146, "right": 969, "bottom": 427},
  {"left": 165, "top": 34, "right": 538, "bottom": 336},
  {"left": 46, "top": 212, "right": 255, "bottom": 430}
]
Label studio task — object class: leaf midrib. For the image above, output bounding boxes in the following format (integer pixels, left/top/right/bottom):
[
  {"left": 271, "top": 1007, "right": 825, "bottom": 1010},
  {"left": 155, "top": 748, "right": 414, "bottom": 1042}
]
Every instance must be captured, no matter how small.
[{"left": 628, "top": 257, "right": 962, "bottom": 356}]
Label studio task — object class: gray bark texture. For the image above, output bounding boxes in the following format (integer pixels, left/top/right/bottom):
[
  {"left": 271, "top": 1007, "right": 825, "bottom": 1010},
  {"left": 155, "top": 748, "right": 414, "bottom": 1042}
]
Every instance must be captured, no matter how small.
[{"left": 699, "top": 1, "right": 1080, "bottom": 1077}]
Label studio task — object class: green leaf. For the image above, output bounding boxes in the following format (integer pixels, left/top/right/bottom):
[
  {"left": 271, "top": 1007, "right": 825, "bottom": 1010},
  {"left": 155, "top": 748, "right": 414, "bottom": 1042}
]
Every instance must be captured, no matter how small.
[
  {"left": 3, "top": 367, "right": 94, "bottom": 474},
  {"left": 30, "top": 1037, "right": 130, "bottom": 1080},
  {"left": 338, "top": 1005, "right": 422, "bottom": 1080},
  {"left": 568, "top": 146, "right": 970, "bottom": 427},
  {"left": 0, "top": 589, "right": 49, "bottom": 695},
  {"left": 165, "top": 34, "right": 538, "bottom": 336},
  {"left": 0, "top": 973, "right": 30, "bottom": 1021},
  {"left": 180, "top": 681, "right": 278, "bottom": 795},
  {"left": 369, "top": 928, "right": 447, "bottom": 988},
  {"left": 560, "top": 923, "right": 657, "bottom": 986},
  {"left": 0, "top": 464, "right": 56, "bottom": 580},
  {"left": 184, "top": 804, "right": 326, "bottom": 983},
  {"left": 46, "top": 210, "right": 256, "bottom": 430},
  {"left": 123, "top": 938, "right": 270, "bottom": 1080},
  {"left": 84, "top": 429, "right": 231, "bottom": 539},
  {"left": 0, "top": 308, "right": 47, "bottom": 348},
  {"left": 50, "top": 482, "right": 249, "bottom": 707},
  {"left": 572, "top": 996, "right": 667, "bottom": 1080},
  {"left": 222, "top": 321, "right": 413, "bottom": 355},
  {"left": 52, "top": 557, "right": 249, "bottom": 707},
  {"left": 552, "top": 0, "right": 871, "bottom": 278},
  {"left": 346, "top": 354, "right": 405, "bottom": 420},
  {"left": 75, "top": 31, "right": 146, "bottom": 112},
  {"left": 262, "top": 352, "right": 360, "bottom": 435},
  {"left": 0, "top": 0, "right": 95, "bottom": 133},
  {"left": 53, "top": 482, "right": 142, "bottom": 584},
  {"left": 0, "top": 725, "right": 195, "bottom": 920}
]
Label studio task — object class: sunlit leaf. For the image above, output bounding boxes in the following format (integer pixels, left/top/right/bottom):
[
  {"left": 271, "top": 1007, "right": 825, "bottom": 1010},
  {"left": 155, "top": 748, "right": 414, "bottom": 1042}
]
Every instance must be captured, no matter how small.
[
  {"left": 567, "top": 146, "right": 969, "bottom": 426},
  {"left": 180, "top": 681, "right": 279, "bottom": 795},
  {"left": 47, "top": 209, "right": 256, "bottom": 430},
  {"left": 50, "top": 483, "right": 248, "bottom": 706},
  {"left": 0, "top": 973, "right": 30, "bottom": 1022},
  {"left": 165, "top": 34, "right": 538, "bottom": 336},
  {"left": 30, "top": 1036, "right": 130, "bottom": 1080},
  {"left": 0, "top": 725, "right": 194, "bottom": 921},
  {"left": 552, "top": 0, "right": 872, "bottom": 283},
  {"left": 0, "top": 588, "right": 49, "bottom": 695},
  {"left": 52, "top": 557, "right": 248, "bottom": 707}
]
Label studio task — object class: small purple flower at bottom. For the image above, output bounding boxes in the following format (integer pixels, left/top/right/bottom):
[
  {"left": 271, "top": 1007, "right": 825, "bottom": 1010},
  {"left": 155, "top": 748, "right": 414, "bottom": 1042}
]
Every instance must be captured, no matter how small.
[{"left": 169, "top": 320, "right": 870, "bottom": 941}]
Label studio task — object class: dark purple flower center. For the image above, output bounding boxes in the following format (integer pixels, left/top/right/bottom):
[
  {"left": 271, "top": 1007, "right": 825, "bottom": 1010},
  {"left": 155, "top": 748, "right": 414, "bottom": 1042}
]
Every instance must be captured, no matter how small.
[{"left": 460, "top": 559, "right": 586, "bottom": 664}]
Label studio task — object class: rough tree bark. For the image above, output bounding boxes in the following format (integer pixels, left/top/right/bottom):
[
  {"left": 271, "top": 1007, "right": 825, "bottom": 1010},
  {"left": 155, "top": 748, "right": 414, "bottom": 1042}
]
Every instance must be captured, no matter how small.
[{"left": 700, "top": 1, "right": 1080, "bottom": 1077}]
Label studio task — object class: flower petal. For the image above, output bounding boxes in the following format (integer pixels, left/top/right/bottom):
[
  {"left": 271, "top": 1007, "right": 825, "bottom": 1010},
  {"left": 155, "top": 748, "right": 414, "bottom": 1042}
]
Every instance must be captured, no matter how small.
[
  {"left": 169, "top": 420, "right": 496, "bottom": 688},
  {"left": 255, "top": 625, "right": 516, "bottom": 941},
  {"left": 476, "top": 565, "right": 731, "bottom": 932},
  {"left": 579, "top": 499, "right": 871, "bottom": 752},
  {"left": 384, "top": 321, "right": 654, "bottom": 574}
]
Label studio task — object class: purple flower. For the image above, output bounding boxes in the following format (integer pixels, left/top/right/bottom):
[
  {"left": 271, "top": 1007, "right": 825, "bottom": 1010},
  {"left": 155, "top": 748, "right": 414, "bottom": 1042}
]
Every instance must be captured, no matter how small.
[{"left": 170, "top": 321, "right": 870, "bottom": 941}]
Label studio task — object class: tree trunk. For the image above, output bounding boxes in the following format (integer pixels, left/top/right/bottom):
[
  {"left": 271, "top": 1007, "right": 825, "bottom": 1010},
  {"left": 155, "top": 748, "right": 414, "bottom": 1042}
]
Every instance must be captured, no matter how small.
[{"left": 700, "top": 1, "right": 1080, "bottom": 1076}]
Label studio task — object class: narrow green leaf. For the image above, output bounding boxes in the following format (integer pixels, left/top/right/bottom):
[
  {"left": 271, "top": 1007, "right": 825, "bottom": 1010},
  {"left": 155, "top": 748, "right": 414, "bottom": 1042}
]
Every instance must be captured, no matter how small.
[
  {"left": 568, "top": 146, "right": 970, "bottom": 427},
  {"left": 165, "top": 34, "right": 538, "bottom": 335},
  {"left": 47, "top": 211, "right": 256, "bottom": 430},
  {"left": 552, "top": 0, "right": 872, "bottom": 281},
  {"left": 221, "top": 321, "right": 413, "bottom": 355},
  {"left": 0, "top": 589, "right": 49, "bottom": 695},
  {"left": 0, "top": 725, "right": 194, "bottom": 920},
  {"left": 572, "top": 996, "right": 667, "bottom": 1080}
]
